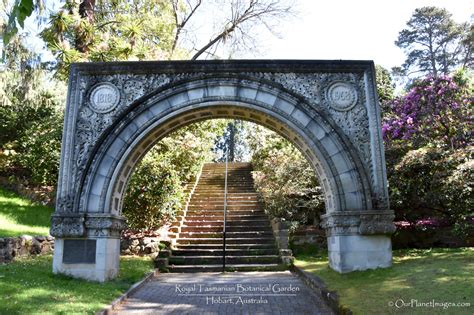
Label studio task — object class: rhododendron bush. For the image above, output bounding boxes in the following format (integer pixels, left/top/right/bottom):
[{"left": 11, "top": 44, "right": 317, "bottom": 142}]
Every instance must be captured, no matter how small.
[
  {"left": 383, "top": 71, "right": 473, "bottom": 236},
  {"left": 382, "top": 74, "right": 472, "bottom": 149}
]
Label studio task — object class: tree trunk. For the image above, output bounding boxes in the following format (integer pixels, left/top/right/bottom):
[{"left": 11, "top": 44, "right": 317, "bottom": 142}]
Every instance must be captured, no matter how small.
[
  {"left": 75, "top": 0, "right": 96, "bottom": 53},
  {"left": 228, "top": 122, "right": 235, "bottom": 162}
]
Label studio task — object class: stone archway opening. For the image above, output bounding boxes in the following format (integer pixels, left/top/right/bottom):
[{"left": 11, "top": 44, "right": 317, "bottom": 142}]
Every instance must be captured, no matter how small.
[{"left": 51, "top": 60, "right": 395, "bottom": 281}]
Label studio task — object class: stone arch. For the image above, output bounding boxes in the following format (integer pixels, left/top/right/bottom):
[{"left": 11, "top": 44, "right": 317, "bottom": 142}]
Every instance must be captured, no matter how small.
[{"left": 51, "top": 60, "right": 395, "bottom": 281}]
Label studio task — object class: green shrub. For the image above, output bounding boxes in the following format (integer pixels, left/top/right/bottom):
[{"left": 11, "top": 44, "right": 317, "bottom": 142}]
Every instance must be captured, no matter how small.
[
  {"left": 14, "top": 108, "right": 63, "bottom": 185},
  {"left": 122, "top": 120, "right": 226, "bottom": 230},
  {"left": 0, "top": 42, "right": 66, "bottom": 186},
  {"left": 123, "top": 152, "right": 184, "bottom": 229},
  {"left": 248, "top": 124, "right": 324, "bottom": 226},
  {"left": 389, "top": 146, "right": 473, "bottom": 235}
]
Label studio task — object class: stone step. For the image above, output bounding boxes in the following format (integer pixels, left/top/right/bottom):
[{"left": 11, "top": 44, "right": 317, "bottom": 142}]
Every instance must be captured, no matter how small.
[
  {"left": 167, "top": 162, "right": 286, "bottom": 272},
  {"left": 194, "top": 189, "right": 255, "bottom": 194},
  {"left": 200, "top": 175, "right": 251, "bottom": 177},
  {"left": 180, "top": 225, "right": 272, "bottom": 233},
  {"left": 189, "top": 196, "right": 259, "bottom": 200},
  {"left": 180, "top": 209, "right": 265, "bottom": 214},
  {"left": 197, "top": 178, "right": 253, "bottom": 181},
  {"left": 175, "top": 237, "right": 276, "bottom": 245},
  {"left": 195, "top": 179, "right": 252, "bottom": 181},
  {"left": 184, "top": 209, "right": 262, "bottom": 213},
  {"left": 195, "top": 178, "right": 254, "bottom": 182},
  {"left": 175, "top": 243, "right": 277, "bottom": 250},
  {"left": 202, "top": 168, "right": 252, "bottom": 171},
  {"left": 190, "top": 192, "right": 258, "bottom": 196},
  {"left": 193, "top": 186, "right": 254, "bottom": 189},
  {"left": 171, "top": 248, "right": 279, "bottom": 256},
  {"left": 184, "top": 204, "right": 263, "bottom": 209},
  {"left": 187, "top": 203, "right": 260, "bottom": 208},
  {"left": 179, "top": 210, "right": 265, "bottom": 216},
  {"left": 201, "top": 168, "right": 252, "bottom": 171},
  {"left": 201, "top": 175, "right": 253, "bottom": 178},
  {"left": 189, "top": 197, "right": 259, "bottom": 202},
  {"left": 187, "top": 205, "right": 262, "bottom": 211},
  {"left": 169, "top": 255, "right": 281, "bottom": 265},
  {"left": 197, "top": 183, "right": 253, "bottom": 186},
  {"left": 183, "top": 214, "right": 269, "bottom": 221},
  {"left": 181, "top": 221, "right": 270, "bottom": 227},
  {"left": 178, "top": 231, "right": 274, "bottom": 238},
  {"left": 166, "top": 264, "right": 287, "bottom": 273},
  {"left": 193, "top": 187, "right": 255, "bottom": 190},
  {"left": 182, "top": 219, "right": 269, "bottom": 227},
  {"left": 191, "top": 193, "right": 256, "bottom": 196},
  {"left": 188, "top": 199, "right": 260, "bottom": 204}
]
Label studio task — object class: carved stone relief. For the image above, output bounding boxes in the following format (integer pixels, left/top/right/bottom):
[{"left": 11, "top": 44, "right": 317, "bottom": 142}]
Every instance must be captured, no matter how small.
[
  {"left": 71, "top": 74, "right": 172, "bottom": 197},
  {"left": 321, "top": 210, "right": 395, "bottom": 236},
  {"left": 85, "top": 215, "right": 127, "bottom": 238},
  {"left": 50, "top": 214, "right": 85, "bottom": 237},
  {"left": 262, "top": 72, "right": 372, "bottom": 189}
]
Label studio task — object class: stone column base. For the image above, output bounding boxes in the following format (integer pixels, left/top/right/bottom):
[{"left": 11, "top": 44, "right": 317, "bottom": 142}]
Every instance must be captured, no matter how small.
[
  {"left": 53, "top": 238, "right": 120, "bottom": 282},
  {"left": 327, "top": 235, "right": 392, "bottom": 272},
  {"left": 50, "top": 214, "right": 126, "bottom": 282},
  {"left": 321, "top": 210, "right": 395, "bottom": 273}
]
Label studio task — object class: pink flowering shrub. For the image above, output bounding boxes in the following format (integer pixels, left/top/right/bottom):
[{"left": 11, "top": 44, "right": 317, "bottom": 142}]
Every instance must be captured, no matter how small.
[
  {"left": 382, "top": 72, "right": 473, "bottom": 236},
  {"left": 382, "top": 75, "right": 472, "bottom": 149}
]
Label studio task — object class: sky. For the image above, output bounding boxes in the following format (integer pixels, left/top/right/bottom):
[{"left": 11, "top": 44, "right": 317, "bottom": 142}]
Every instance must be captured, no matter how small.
[
  {"left": 244, "top": 0, "right": 474, "bottom": 71},
  {"left": 13, "top": 0, "right": 474, "bottom": 71}
]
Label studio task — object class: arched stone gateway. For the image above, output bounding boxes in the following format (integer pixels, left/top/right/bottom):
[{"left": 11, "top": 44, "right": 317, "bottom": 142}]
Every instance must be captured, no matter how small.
[{"left": 51, "top": 60, "right": 395, "bottom": 281}]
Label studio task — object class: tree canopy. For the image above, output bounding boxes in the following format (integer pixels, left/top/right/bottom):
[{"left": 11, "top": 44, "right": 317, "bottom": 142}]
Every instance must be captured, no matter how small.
[
  {"left": 2, "top": 0, "right": 294, "bottom": 78},
  {"left": 395, "top": 6, "right": 472, "bottom": 78}
]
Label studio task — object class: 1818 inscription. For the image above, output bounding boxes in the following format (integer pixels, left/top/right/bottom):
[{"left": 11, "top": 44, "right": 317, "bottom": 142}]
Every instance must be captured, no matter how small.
[{"left": 89, "top": 82, "right": 120, "bottom": 113}]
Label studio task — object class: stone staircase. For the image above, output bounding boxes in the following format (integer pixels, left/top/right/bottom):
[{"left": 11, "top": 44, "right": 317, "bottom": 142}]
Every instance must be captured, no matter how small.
[{"left": 166, "top": 162, "right": 284, "bottom": 272}]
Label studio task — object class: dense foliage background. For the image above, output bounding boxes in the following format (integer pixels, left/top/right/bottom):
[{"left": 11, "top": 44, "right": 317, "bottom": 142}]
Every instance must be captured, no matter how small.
[
  {"left": 246, "top": 123, "right": 324, "bottom": 230},
  {"left": 123, "top": 120, "right": 226, "bottom": 229}
]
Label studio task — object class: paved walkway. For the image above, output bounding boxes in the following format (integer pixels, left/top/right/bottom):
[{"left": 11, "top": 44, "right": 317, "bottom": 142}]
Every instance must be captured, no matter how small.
[{"left": 114, "top": 271, "right": 334, "bottom": 315}]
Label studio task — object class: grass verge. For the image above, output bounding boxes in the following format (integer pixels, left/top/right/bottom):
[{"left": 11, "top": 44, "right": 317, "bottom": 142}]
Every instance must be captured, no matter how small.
[
  {"left": 0, "top": 255, "right": 154, "bottom": 314},
  {"left": 295, "top": 248, "right": 474, "bottom": 315},
  {"left": 0, "top": 187, "right": 53, "bottom": 237}
]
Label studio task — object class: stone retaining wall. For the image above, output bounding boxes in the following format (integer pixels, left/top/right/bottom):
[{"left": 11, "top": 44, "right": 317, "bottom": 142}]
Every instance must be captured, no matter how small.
[
  {"left": 0, "top": 177, "right": 55, "bottom": 206},
  {"left": 290, "top": 226, "right": 327, "bottom": 248},
  {"left": 270, "top": 218, "right": 294, "bottom": 264},
  {"left": 120, "top": 237, "right": 163, "bottom": 257},
  {"left": 0, "top": 233, "right": 168, "bottom": 264},
  {"left": 0, "top": 235, "right": 54, "bottom": 263}
]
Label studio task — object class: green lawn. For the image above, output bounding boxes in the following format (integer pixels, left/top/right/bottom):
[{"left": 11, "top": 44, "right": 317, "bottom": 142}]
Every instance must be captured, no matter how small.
[
  {"left": 0, "top": 255, "right": 154, "bottom": 314},
  {"left": 0, "top": 187, "right": 53, "bottom": 237},
  {"left": 0, "top": 189, "right": 156, "bottom": 313},
  {"left": 295, "top": 248, "right": 474, "bottom": 315}
]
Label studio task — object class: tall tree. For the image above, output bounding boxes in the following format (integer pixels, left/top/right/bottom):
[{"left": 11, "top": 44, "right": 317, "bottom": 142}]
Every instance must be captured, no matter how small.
[
  {"left": 395, "top": 6, "right": 472, "bottom": 77},
  {"left": 214, "top": 120, "right": 250, "bottom": 162},
  {"left": 184, "top": 0, "right": 293, "bottom": 60},
  {"left": 38, "top": 0, "right": 293, "bottom": 77},
  {"left": 41, "top": 0, "right": 178, "bottom": 77},
  {"left": 375, "top": 65, "right": 395, "bottom": 115}
]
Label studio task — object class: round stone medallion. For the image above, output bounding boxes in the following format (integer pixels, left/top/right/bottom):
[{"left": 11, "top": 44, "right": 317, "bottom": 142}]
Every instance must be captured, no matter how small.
[
  {"left": 327, "top": 82, "right": 358, "bottom": 111},
  {"left": 89, "top": 82, "right": 120, "bottom": 113}
]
